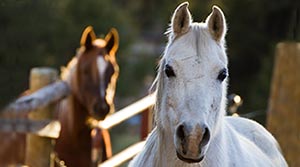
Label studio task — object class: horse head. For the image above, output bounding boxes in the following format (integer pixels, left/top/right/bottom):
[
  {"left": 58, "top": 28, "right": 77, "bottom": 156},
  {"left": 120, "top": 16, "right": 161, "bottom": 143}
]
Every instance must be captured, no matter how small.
[
  {"left": 155, "top": 2, "right": 228, "bottom": 163},
  {"left": 72, "top": 26, "right": 119, "bottom": 121}
]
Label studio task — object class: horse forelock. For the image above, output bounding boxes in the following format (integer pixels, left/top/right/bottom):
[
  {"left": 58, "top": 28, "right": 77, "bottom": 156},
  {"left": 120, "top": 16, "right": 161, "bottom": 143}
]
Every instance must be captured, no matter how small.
[
  {"left": 93, "top": 39, "right": 106, "bottom": 48},
  {"left": 166, "top": 21, "right": 227, "bottom": 56}
]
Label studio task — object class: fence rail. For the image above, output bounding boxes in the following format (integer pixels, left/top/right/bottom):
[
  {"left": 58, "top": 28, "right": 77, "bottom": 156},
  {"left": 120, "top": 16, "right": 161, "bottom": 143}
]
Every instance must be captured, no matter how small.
[
  {"left": 1, "top": 81, "right": 70, "bottom": 117},
  {"left": 92, "top": 94, "right": 155, "bottom": 130},
  {"left": 0, "top": 119, "right": 60, "bottom": 138},
  {"left": 95, "top": 94, "right": 155, "bottom": 166},
  {"left": 99, "top": 141, "right": 146, "bottom": 167}
]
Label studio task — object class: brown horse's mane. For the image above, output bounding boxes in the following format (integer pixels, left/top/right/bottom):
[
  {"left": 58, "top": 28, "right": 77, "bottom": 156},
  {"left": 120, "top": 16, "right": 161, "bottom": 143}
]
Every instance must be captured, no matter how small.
[{"left": 60, "top": 47, "right": 84, "bottom": 83}]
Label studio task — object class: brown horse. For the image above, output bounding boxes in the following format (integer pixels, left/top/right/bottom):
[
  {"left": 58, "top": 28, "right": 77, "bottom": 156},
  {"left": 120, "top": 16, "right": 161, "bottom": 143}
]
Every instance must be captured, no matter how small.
[
  {"left": 55, "top": 26, "right": 119, "bottom": 167},
  {"left": 0, "top": 26, "right": 119, "bottom": 167}
]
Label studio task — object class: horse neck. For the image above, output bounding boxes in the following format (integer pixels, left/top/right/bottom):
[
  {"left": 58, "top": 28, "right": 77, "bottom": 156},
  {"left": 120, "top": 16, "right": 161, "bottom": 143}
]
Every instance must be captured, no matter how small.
[
  {"left": 59, "top": 94, "right": 91, "bottom": 145},
  {"left": 60, "top": 57, "right": 91, "bottom": 137}
]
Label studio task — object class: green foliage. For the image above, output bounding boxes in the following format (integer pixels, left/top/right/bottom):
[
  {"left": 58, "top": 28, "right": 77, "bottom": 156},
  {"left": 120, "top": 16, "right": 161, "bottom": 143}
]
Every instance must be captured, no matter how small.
[
  {"left": 0, "top": 0, "right": 137, "bottom": 107},
  {"left": 224, "top": 0, "right": 299, "bottom": 118}
]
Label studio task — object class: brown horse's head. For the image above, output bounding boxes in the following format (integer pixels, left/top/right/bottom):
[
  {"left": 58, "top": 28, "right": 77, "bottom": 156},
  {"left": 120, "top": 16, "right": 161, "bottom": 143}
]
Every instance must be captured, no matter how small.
[{"left": 72, "top": 26, "right": 119, "bottom": 120}]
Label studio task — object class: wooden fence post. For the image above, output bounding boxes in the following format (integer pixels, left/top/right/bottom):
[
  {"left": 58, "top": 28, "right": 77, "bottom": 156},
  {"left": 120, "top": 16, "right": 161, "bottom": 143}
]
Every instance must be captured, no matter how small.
[
  {"left": 267, "top": 42, "right": 300, "bottom": 167},
  {"left": 140, "top": 108, "right": 153, "bottom": 140},
  {"left": 25, "top": 67, "right": 58, "bottom": 167}
]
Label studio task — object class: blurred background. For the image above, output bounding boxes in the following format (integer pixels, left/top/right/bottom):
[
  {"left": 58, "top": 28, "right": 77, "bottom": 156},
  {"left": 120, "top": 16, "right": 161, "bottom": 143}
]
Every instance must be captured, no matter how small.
[{"left": 0, "top": 0, "right": 299, "bottom": 165}]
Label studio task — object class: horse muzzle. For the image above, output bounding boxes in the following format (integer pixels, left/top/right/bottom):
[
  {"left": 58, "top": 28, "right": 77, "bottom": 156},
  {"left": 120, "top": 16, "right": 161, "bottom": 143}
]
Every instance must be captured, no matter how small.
[
  {"left": 174, "top": 122, "right": 210, "bottom": 163},
  {"left": 92, "top": 102, "right": 110, "bottom": 120}
]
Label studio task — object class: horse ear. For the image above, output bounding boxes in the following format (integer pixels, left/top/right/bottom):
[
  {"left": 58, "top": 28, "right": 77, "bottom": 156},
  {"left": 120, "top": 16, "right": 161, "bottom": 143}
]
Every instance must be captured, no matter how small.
[
  {"left": 105, "top": 28, "right": 119, "bottom": 55},
  {"left": 80, "top": 26, "right": 96, "bottom": 50},
  {"left": 206, "top": 6, "right": 227, "bottom": 42},
  {"left": 171, "top": 2, "right": 192, "bottom": 36}
]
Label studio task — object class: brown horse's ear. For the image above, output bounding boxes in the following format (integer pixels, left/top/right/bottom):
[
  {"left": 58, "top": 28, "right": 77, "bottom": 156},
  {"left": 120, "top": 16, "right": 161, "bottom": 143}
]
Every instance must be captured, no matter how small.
[
  {"left": 171, "top": 2, "right": 192, "bottom": 37},
  {"left": 206, "top": 6, "right": 227, "bottom": 42},
  {"left": 80, "top": 26, "right": 96, "bottom": 50},
  {"left": 105, "top": 28, "right": 119, "bottom": 55}
]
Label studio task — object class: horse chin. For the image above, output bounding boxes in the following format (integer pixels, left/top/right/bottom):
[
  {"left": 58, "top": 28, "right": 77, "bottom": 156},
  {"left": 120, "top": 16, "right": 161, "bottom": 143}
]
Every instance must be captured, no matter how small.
[
  {"left": 176, "top": 151, "right": 204, "bottom": 163},
  {"left": 89, "top": 109, "right": 109, "bottom": 121},
  {"left": 93, "top": 114, "right": 106, "bottom": 121},
  {"left": 89, "top": 107, "right": 111, "bottom": 121},
  {"left": 92, "top": 112, "right": 108, "bottom": 121}
]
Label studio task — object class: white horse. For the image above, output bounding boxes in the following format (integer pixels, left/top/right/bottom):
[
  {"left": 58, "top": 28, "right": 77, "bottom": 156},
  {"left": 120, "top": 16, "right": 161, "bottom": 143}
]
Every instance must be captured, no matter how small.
[{"left": 129, "top": 2, "right": 288, "bottom": 167}]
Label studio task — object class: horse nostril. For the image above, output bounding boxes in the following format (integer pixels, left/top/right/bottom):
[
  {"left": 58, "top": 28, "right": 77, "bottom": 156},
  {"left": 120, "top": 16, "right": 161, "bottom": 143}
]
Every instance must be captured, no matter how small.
[
  {"left": 176, "top": 123, "right": 210, "bottom": 157},
  {"left": 101, "top": 103, "right": 109, "bottom": 111},
  {"left": 176, "top": 124, "right": 185, "bottom": 141},
  {"left": 93, "top": 103, "right": 100, "bottom": 112},
  {"left": 92, "top": 103, "right": 110, "bottom": 120},
  {"left": 200, "top": 127, "right": 210, "bottom": 147},
  {"left": 176, "top": 124, "right": 187, "bottom": 154},
  {"left": 94, "top": 102, "right": 109, "bottom": 112}
]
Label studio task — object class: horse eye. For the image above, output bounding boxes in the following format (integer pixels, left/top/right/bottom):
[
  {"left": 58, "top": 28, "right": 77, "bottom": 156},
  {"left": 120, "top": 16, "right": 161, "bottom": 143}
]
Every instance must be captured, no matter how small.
[
  {"left": 217, "top": 68, "right": 228, "bottom": 82},
  {"left": 164, "top": 64, "right": 176, "bottom": 78}
]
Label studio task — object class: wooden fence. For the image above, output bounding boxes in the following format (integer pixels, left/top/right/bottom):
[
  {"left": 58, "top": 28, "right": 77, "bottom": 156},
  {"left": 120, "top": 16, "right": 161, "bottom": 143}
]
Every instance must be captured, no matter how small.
[
  {"left": 267, "top": 42, "right": 300, "bottom": 167},
  {"left": 0, "top": 67, "right": 154, "bottom": 167}
]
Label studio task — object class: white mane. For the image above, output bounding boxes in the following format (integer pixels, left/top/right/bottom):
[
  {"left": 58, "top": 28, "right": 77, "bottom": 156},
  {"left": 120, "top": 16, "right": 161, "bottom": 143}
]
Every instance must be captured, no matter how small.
[{"left": 129, "top": 2, "right": 287, "bottom": 167}]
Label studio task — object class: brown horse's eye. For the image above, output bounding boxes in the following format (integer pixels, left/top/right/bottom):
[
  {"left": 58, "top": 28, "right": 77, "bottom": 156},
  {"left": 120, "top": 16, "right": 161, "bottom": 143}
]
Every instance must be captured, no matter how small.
[
  {"left": 165, "top": 64, "right": 176, "bottom": 78},
  {"left": 217, "top": 68, "right": 228, "bottom": 82}
]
